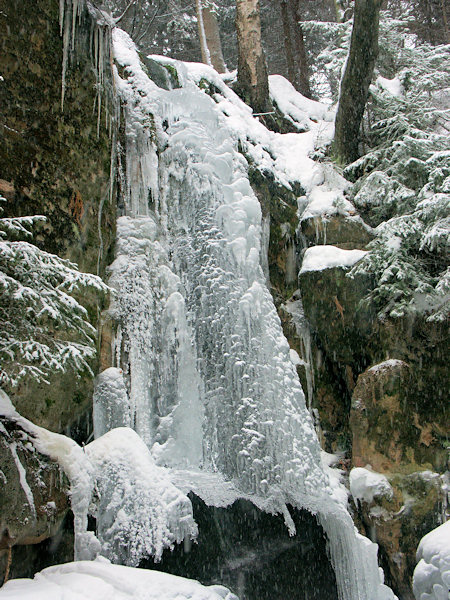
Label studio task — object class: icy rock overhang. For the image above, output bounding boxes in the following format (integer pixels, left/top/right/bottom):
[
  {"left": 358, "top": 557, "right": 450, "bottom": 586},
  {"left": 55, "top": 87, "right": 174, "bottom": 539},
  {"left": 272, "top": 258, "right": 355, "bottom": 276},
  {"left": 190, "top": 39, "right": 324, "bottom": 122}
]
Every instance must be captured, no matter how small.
[
  {"left": 0, "top": 393, "right": 197, "bottom": 569},
  {"left": 0, "top": 392, "right": 70, "bottom": 549},
  {"left": 59, "top": 0, "right": 115, "bottom": 129},
  {"left": 0, "top": 390, "right": 95, "bottom": 561},
  {"left": 0, "top": 558, "right": 239, "bottom": 600},
  {"left": 106, "top": 27, "right": 397, "bottom": 600}
]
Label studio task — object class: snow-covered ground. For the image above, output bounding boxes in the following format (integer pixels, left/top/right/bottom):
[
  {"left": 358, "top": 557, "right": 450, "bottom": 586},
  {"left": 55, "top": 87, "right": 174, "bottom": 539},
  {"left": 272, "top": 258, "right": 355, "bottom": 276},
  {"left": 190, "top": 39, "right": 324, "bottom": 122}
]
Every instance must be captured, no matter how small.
[{"left": 0, "top": 559, "right": 239, "bottom": 600}]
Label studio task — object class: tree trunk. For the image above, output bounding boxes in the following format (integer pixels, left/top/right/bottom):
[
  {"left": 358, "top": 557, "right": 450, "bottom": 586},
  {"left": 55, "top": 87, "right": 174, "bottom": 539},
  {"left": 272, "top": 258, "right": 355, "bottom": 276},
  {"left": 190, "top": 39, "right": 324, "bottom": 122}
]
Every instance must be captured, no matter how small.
[
  {"left": 332, "top": 0, "right": 382, "bottom": 164},
  {"left": 288, "top": 0, "right": 312, "bottom": 98},
  {"left": 236, "top": 0, "right": 271, "bottom": 113},
  {"left": 280, "top": 0, "right": 297, "bottom": 87},
  {"left": 196, "top": 0, "right": 212, "bottom": 67},
  {"left": 202, "top": 3, "right": 226, "bottom": 73}
]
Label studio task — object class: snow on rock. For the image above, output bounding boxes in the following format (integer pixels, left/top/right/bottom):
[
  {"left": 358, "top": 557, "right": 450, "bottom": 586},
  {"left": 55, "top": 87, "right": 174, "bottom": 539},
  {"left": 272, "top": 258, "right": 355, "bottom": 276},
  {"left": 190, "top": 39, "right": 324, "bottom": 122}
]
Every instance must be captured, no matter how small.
[
  {"left": 321, "top": 451, "right": 349, "bottom": 507},
  {"left": 300, "top": 185, "right": 355, "bottom": 221},
  {"left": 368, "top": 359, "right": 409, "bottom": 374},
  {"left": 413, "top": 521, "right": 450, "bottom": 600},
  {"left": 93, "top": 367, "right": 131, "bottom": 438},
  {"left": 0, "top": 388, "right": 17, "bottom": 418},
  {"left": 300, "top": 245, "right": 368, "bottom": 273},
  {"left": 350, "top": 467, "right": 394, "bottom": 505},
  {"left": 269, "top": 74, "right": 335, "bottom": 125},
  {"left": 0, "top": 558, "right": 239, "bottom": 600},
  {"left": 85, "top": 427, "right": 198, "bottom": 566}
]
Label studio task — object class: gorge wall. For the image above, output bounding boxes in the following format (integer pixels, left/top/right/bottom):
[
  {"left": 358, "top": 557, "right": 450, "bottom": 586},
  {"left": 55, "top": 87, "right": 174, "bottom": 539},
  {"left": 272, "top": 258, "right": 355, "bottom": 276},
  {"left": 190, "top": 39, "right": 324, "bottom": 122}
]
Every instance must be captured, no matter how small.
[{"left": 0, "top": 2, "right": 447, "bottom": 598}]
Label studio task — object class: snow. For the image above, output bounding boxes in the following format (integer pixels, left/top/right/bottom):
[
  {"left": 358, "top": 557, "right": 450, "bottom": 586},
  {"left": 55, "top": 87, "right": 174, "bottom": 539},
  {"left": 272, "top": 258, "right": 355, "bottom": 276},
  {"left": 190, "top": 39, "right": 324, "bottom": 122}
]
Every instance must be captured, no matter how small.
[
  {"left": 300, "top": 185, "right": 355, "bottom": 221},
  {"left": 85, "top": 427, "right": 197, "bottom": 566},
  {"left": 289, "top": 348, "right": 302, "bottom": 366},
  {"left": 413, "top": 521, "right": 450, "bottom": 600},
  {"left": 368, "top": 359, "right": 408, "bottom": 374},
  {"left": 0, "top": 388, "right": 17, "bottom": 418},
  {"left": 349, "top": 467, "right": 393, "bottom": 505},
  {"left": 300, "top": 245, "right": 368, "bottom": 273},
  {"left": 269, "top": 74, "right": 334, "bottom": 125},
  {"left": 321, "top": 451, "right": 349, "bottom": 507},
  {"left": 1, "top": 392, "right": 196, "bottom": 567},
  {"left": 0, "top": 558, "right": 239, "bottom": 600},
  {"left": 376, "top": 76, "right": 403, "bottom": 97}
]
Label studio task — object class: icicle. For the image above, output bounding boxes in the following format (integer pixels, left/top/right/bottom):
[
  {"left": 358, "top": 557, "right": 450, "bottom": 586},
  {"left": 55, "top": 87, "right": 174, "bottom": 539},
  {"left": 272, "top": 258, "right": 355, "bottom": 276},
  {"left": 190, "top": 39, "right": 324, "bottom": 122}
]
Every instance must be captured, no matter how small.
[
  {"left": 59, "top": 0, "right": 65, "bottom": 36},
  {"left": 71, "top": 0, "right": 78, "bottom": 51},
  {"left": 61, "top": 4, "right": 70, "bottom": 111}
]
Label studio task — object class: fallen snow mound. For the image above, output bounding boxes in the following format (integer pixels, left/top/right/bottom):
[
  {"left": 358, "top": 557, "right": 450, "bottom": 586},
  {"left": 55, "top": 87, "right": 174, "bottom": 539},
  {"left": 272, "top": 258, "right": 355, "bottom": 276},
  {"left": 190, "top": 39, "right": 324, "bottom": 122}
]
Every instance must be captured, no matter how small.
[
  {"left": 413, "top": 520, "right": 450, "bottom": 600},
  {"left": 0, "top": 559, "right": 239, "bottom": 600}
]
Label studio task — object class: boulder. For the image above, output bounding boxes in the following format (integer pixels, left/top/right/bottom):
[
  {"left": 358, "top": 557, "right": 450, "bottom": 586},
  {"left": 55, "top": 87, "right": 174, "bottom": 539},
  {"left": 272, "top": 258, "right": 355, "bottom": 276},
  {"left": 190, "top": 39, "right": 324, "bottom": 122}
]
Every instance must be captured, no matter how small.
[{"left": 301, "top": 214, "right": 373, "bottom": 250}]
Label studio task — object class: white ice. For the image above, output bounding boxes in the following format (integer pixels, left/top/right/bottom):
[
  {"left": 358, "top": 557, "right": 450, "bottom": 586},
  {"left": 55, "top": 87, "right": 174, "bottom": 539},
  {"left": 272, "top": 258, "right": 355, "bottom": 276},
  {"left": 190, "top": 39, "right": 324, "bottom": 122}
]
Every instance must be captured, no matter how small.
[
  {"left": 102, "top": 28, "right": 396, "bottom": 600},
  {"left": 85, "top": 427, "right": 197, "bottom": 566},
  {"left": 93, "top": 367, "right": 131, "bottom": 438}
]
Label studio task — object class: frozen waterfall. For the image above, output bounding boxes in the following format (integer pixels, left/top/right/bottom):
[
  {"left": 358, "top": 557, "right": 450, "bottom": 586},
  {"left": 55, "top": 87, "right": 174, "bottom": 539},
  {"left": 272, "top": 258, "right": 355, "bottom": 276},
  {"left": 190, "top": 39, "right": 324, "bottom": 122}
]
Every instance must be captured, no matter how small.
[{"left": 98, "top": 28, "right": 396, "bottom": 600}]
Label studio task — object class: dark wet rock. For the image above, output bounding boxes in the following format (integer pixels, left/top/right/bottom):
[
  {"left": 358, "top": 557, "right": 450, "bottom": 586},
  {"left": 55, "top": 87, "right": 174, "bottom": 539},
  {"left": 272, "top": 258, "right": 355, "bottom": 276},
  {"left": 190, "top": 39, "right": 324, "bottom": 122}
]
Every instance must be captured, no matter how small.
[{"left": 142, "top": 494, "right": 339, "bottom": 600}]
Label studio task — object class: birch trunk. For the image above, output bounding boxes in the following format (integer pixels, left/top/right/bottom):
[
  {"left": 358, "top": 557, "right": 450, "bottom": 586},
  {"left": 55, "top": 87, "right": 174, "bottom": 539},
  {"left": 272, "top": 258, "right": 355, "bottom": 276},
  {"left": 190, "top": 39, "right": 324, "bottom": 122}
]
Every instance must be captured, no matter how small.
[
  {"left": 236, "top": 0, "right": 271, "bottom": 113},
  {"left": 196, "top": 0, "right": 211, "bottom": 67}
]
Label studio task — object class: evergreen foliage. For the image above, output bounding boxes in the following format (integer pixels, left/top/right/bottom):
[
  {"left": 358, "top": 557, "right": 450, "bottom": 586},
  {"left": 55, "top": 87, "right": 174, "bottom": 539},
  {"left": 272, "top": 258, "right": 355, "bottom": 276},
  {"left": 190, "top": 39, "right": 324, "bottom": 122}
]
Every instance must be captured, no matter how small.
[
  {"left": 345, "top": 21, "right": 450, "bottom": 320},
  {"left": 0, "top": 198, "right": 109, "bottom": 387}
]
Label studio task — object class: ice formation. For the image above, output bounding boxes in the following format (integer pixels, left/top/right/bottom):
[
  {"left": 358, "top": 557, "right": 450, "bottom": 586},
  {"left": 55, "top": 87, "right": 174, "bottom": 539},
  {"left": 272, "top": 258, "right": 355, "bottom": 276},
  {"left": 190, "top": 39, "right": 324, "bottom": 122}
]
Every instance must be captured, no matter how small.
[
  {"left": 1, "top": 390, "right": 197, "bottom": 568},
  {"left": 93, "top": 367, "right": 131, "bottom": 437},
  {"left": 0, "top": 558, "right": 239, "bottom": 600},
  {"left": 104, "top": 28, "right": 395, "bottom": 600},
  {"left": 85, "top": 427, "right": 198, "bottom": 566},
  {"left": 413, "top": 521, "right": 450, "bottom": 600},
  {"left": 0, "top": 390, "right": 96, "bottom": 560}
]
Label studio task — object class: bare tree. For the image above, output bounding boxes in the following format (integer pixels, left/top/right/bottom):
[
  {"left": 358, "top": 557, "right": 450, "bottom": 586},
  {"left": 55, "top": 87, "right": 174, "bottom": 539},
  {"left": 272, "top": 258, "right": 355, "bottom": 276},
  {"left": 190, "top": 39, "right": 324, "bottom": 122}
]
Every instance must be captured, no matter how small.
[
  {"left": 332, "top": 0, "right": 383, "bottom": 164},
  {"left": 236, "top": 0, "right": 271, "bottom": 112},
  {"left": 280, "top": 0, "right": 297, "bottom": 86},
  {"left": 288, "top": 0, "right": 312, "bottom": 98}
]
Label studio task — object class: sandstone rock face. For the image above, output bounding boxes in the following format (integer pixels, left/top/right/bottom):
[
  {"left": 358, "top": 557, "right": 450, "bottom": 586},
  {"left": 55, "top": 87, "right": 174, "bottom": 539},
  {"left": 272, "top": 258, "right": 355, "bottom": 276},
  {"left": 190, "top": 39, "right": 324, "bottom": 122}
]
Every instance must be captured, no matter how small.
[
  {"left": 349, "top": 361, "right": 446, "bottom": 599},
  {"left": 0, "top": 0, "right": 116, "bottom": 435},
  {"left": 294, "top": 195, "right": 448, "bottom": 599}
]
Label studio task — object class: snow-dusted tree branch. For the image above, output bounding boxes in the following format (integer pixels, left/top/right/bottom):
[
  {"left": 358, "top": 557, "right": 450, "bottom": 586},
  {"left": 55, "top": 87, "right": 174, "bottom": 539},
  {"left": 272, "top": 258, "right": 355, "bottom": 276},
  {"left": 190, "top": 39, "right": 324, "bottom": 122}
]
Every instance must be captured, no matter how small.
[{"left": 0, "top": 199, "right": 109, "bottom": 387}]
